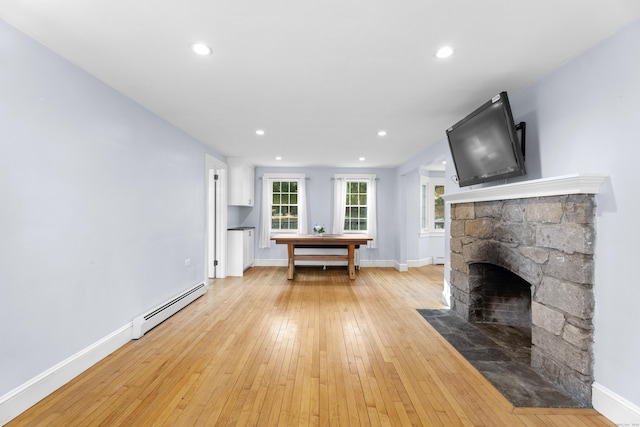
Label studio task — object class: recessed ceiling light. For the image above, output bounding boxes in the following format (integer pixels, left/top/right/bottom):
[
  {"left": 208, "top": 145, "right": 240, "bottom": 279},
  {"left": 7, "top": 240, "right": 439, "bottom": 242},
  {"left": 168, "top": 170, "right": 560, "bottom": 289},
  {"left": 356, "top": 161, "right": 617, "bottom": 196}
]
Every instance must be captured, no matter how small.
[
  {"left": 191, "top": 43, "right": 212, "bottom": 55},
  {"left": 256, "top": 129, "right": 265, "bottom": 136},
  {"left": 275, "top": 156, "right": 282, "bottom": 160},
  {"left": 377, "top": 130, "right": 387, "bottom": 137},
  {"left": 435, "top": 46, "right": 454, "bottom": 59},
  {"left": 359, "top": 157, "right": 366, "bottom": 161}
]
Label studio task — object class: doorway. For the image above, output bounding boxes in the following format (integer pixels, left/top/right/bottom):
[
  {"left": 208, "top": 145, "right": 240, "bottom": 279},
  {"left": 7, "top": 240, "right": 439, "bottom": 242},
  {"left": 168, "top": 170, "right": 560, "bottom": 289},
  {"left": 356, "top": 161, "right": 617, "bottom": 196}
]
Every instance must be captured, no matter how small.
[{"left": 206, "top": 154, "right": 227, "bottom": 278}]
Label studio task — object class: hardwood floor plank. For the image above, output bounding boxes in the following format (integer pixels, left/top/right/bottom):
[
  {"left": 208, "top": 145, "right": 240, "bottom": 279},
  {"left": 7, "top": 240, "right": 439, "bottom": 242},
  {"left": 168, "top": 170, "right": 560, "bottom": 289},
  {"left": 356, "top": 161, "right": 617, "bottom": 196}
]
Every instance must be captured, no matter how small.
[{"left": 6, "top": 266, "right": 615, "bottom": 427}]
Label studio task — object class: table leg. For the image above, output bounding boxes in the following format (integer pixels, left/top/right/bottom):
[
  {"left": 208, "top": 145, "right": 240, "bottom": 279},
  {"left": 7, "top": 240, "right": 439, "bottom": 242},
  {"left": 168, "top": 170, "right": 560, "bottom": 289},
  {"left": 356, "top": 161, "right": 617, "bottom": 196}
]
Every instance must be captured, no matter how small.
[
  {"left": 348, "top": 244, "right": 356, "bottom": 279},
  {"left": 287, "top": 244, "right": 295, "bottom": 280}
]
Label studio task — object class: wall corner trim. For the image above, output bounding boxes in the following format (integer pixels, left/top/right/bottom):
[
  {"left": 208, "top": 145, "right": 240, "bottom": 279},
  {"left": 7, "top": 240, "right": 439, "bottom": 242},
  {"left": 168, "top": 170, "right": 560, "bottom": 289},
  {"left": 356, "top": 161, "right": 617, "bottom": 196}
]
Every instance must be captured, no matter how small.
[
  {"left": 395, "top": 262, "right": 408, "bottom": 272},
  {"left": 0, "top": 323, "right": 133, "bottom": 425},
  {"left": 592, "top": 382, "right": 640, "bottom": 425}
]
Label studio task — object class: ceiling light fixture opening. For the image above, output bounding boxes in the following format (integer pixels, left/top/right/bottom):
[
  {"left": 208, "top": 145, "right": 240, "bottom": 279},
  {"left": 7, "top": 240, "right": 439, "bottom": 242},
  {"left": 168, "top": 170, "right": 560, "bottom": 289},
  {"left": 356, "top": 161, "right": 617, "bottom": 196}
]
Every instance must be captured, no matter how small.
[
  {"left": 435, "top": 46, "right": 454, "bottom": 59},
  {"left": 191, "top": 43, "right": 212, "bottom": 56},
  {"left": 275, "top": 156, "right": 282, "bottom": 160},
  {"left": 256, "top": 129, "right": 265, "bottom": 136},
  {"left": 377, "top": 130, "right": 387, "bottom": 137},
  {"left": 359, "top": 157, "right": 366, "bottom": 162}
]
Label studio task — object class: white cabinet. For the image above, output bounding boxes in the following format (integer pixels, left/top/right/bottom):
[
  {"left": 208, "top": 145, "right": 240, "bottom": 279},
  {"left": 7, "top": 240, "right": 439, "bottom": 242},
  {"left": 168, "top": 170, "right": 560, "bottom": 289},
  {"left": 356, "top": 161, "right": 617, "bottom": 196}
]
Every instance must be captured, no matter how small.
[
  {"left": 242, "top": 228, "right": 255, "bottom": 271},
  {"left": 228, "top": 158, "right": 255, "bottom": 206},
  {"left": 227, "top": 227, "right": 255, "bottom": 276}
]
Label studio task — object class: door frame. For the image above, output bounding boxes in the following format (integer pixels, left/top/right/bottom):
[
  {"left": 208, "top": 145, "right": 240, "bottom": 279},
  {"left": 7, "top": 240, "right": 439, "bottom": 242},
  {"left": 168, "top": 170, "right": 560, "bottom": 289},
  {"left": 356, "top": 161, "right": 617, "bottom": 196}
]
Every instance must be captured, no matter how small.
[{"left": 205, "top": 154, "right": 227, "bottom": 278}]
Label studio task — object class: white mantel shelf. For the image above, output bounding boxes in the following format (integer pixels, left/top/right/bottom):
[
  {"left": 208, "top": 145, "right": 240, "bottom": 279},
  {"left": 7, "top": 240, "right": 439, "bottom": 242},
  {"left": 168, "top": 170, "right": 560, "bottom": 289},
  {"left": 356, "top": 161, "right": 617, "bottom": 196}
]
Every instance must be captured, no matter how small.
[{"left": 441, "top": 173, "right": 608, "bottom": 204}]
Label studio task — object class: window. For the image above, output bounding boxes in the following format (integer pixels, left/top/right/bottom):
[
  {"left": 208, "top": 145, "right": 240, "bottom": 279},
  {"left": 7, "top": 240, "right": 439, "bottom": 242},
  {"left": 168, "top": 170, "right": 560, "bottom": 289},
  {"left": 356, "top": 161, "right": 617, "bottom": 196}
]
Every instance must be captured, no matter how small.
[
  {"left": 259, "top": 173, "right": 307, "bottom": 248},
  {"left": 344, "top": 180, "right": 368, "bottom": 231},
  {"left": 420, "top": 176, "right": 445, "bottom": 235},
  {"left": 271, "top": 180, "right": 298, "bottom": 231},
  {"left": 332, "top": 174, "right": 378, "bottom": 248}
]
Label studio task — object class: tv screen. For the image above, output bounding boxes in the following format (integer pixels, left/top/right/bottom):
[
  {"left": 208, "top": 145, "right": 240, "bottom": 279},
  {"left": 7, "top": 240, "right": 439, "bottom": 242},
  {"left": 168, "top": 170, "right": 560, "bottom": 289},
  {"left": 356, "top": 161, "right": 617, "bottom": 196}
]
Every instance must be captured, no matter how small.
[{"left": 446, "top": 92, "right": 525, "bottom": 187}]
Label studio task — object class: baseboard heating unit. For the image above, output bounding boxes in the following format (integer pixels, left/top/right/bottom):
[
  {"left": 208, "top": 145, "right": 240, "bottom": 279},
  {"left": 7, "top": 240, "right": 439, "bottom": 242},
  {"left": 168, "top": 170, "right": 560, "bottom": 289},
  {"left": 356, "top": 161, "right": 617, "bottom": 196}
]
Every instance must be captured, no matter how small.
[{"left": 132, "top": 282, "right": 207, "bottom": 339}]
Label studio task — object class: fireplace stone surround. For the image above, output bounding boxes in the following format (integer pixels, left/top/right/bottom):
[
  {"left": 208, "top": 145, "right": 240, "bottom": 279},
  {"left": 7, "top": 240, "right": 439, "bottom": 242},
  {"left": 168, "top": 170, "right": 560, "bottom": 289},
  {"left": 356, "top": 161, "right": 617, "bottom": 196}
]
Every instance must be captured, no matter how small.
[{"left": 442, "top": 174, "right": 607, "bottom": 406}]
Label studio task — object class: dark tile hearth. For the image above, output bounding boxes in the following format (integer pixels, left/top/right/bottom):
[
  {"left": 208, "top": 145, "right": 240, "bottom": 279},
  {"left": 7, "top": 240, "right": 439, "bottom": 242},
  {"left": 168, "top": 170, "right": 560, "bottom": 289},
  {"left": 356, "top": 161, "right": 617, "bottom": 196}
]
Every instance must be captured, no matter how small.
[{"left": 417, "top": 309, "right": 584, "bottom": 408}]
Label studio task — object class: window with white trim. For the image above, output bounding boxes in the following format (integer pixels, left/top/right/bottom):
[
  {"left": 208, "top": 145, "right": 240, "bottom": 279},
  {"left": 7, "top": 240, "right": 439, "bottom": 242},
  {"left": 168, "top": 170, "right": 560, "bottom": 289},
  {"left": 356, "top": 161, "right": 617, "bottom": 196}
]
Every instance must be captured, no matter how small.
[
  {"left": 258, "top": 173, "right": 308, "bottom": 248},
  {"left": 271, "top": 180, "right": 299, "bottom": 231},
  {"left": 344, "top": 180, "right": 368, "bottom": 232},
  {"left": 420, "top": 176, "right": 445, "bottom": 235},
  {"left": 332, "top": 174, "right": 378, "bottom": 248}
]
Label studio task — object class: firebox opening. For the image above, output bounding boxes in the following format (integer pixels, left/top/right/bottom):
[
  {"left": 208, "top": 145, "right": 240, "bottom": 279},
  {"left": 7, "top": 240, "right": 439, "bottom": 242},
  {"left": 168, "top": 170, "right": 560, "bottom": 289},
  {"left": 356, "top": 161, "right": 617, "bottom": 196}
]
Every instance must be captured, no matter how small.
[
  {"left": 469, "top": 263, "right": 532, "bottom": 328},
  {"left": 468, "top": 263, "right": 532, "bottom": 363}
]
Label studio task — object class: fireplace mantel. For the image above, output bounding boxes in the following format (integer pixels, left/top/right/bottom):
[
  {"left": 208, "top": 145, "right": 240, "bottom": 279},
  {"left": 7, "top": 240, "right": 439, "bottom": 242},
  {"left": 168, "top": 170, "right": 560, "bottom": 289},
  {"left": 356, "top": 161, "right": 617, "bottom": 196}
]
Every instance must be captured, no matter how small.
[{"left": 441, "top": 173, "right": 607, "bottom": 204}]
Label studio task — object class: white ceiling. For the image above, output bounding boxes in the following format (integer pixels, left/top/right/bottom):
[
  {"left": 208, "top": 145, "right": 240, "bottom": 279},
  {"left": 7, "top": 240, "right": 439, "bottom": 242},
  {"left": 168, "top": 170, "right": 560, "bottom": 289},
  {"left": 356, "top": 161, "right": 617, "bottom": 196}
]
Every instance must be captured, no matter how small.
[{"left": 2, "top": 1, "right": 640, "bottom": 168}]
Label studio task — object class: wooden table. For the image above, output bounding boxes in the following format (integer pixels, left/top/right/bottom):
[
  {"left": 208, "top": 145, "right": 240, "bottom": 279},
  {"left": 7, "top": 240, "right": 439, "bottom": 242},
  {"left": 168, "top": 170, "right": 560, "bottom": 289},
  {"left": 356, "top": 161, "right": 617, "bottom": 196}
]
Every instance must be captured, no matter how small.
[{"left": 271, "top": 234, "right": 372, "bottom": 280}]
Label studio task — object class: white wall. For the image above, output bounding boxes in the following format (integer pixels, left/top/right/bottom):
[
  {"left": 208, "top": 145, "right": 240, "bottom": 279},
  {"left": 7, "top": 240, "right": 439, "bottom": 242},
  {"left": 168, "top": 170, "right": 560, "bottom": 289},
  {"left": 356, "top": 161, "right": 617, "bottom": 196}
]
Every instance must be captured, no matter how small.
[{"left": 0, "top": 20, "right": 225, "bottom": 396}]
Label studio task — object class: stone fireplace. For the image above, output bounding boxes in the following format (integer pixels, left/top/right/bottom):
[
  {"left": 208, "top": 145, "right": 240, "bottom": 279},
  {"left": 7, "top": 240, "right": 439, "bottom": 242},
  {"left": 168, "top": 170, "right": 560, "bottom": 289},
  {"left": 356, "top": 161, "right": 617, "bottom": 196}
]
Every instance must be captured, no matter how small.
[{"left": 443, "top": 174, "right": 606, "bottom": 406}]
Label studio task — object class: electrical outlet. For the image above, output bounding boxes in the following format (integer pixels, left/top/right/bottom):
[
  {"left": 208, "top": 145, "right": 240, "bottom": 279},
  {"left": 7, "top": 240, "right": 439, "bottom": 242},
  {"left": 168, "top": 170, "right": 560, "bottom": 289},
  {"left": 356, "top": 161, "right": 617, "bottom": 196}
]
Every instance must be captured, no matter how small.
[{"left": 185, "top": 259, "right": 191, "bottom": 266}]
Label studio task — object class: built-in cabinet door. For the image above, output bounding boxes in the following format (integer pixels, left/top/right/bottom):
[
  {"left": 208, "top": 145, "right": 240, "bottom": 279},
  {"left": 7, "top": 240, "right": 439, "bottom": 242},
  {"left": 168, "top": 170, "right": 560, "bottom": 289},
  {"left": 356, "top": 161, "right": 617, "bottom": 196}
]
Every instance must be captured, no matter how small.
[
  {"left": 228, "top": 158, "right": 255, "bottom": 206},
  {"left": 227, "top": 228, "right": 255, "bottom": 277},
  {"left": 243, "top": 228, "right": 255, "bottom": 271}
]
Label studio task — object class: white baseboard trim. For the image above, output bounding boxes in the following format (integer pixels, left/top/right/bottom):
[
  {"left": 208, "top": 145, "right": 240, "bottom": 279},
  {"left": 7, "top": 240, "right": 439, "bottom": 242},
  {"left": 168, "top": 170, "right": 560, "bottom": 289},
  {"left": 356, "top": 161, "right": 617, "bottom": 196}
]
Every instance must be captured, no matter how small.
[
  {"left": 442, "top": 279, "right": 451, "bottom": 307},
  {"left": 0, "top": 323, "right": 132, "bottom": 426},
  {"left": 361, "top": 260, "right": 395, "bottom": 268},
  {"left": 407, "top": 257, "right": 445, "bottom": 268},
  {"left": 407, "top": 258, "right": 430, "bottom": 268},
  {"left": 394, "top": 261, "right": 408, "bottom": 272},
  {"left": 592, "top": 382, "right": 640, "bottom": 425}
]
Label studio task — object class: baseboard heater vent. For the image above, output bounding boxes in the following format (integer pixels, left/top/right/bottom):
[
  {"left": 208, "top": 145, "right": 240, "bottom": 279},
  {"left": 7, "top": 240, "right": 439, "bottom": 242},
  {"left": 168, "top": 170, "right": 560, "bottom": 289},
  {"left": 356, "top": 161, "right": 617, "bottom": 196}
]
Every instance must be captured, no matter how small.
[{"left": 132, "top": 282, "right": 207, "bottom": 339}]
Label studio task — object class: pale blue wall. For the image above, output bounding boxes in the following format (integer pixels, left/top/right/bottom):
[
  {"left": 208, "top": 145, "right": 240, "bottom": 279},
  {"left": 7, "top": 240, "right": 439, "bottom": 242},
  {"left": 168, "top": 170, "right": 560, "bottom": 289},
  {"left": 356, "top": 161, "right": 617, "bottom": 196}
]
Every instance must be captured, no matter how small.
[
  {"left": 241, "top": 167, "right": 397, "bottom": 264},
  {"left": 416, "top": 171, "right": 446, "bottom": 263},
  {"left": 396, "top": 140, "right": 450, "bottom": 267},
  {"left": 0, "top": 20, "right": 225, "bottom": 395}
]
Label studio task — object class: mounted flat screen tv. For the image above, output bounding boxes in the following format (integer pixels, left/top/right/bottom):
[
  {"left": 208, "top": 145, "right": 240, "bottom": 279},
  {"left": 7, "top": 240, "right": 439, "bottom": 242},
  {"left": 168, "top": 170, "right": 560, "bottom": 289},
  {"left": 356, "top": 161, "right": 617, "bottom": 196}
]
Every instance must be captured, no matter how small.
[{"left": 446, "top": 92, "right": 526, "bottom": 187}]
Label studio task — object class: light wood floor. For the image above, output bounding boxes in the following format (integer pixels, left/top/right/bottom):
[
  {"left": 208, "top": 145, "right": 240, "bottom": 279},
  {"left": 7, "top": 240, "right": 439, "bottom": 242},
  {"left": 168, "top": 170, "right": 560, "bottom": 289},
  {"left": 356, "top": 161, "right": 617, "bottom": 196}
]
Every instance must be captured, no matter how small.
[{"left": 9, "top": 266, "right": 614, "bottom": 426}]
